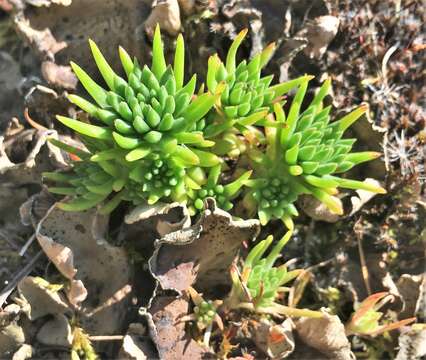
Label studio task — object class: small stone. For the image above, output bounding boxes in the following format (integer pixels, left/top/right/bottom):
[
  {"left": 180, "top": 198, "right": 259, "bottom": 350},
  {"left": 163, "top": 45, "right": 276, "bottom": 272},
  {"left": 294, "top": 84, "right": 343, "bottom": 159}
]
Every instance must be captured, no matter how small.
[{"left": 36, "top": 314, "right": 73, "bottom": 348}]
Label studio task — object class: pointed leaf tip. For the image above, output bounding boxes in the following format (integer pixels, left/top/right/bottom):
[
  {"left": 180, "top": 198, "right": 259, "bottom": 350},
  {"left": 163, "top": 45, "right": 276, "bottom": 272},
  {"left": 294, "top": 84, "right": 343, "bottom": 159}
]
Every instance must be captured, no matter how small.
[
  {"left": 89, "top": 39, "right": 117, "bottom": 90},
  {"left": 118, "top": 46, "right": 134, "bottom": 77},
  {"left": 152, "top": 23, "right": 167, "bottom": 79},
  {"left": 69, "top": 61, "right": 108, "bottom": 107}
]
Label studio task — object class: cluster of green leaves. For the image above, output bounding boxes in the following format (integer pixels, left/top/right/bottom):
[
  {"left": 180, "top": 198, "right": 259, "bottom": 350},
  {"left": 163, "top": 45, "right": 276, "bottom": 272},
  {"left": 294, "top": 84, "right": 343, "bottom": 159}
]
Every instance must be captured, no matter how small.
[
  {"left": 241, "top": 84, "right": 385, "bottom": 229},
  {"left": 227, "top": 230, "right": 322, "bottom": 317},
  {"left": 345, "top": 292, "right": 416, "bottom": 336},
  {"left": 44, "top": 26, "right": 384, "bottom": 226},
  {"left": 193, "top": 299, "right": 219, "bottom": 329},
  {"left": 44, "top": 26, "right": 247, "bottom": 214}
]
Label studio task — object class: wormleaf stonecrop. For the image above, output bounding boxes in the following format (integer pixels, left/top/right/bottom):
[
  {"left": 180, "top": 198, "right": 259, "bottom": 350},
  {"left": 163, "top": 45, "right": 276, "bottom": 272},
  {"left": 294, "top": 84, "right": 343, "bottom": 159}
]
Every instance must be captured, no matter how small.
[
  {"left": 44, "top": 25, "right": 224, "bottom": 211},
  {"left": 243, "top": 78, "right": 386, "bottom": 229},
  {"left": 185, "top": 165, "right": 252, "bottom": 215},
  {"left": 64, "top": 25, "right": 218, "bottom": 161},
  {"left": 227, "top": 230, "right": 322, "bottom": 318},
  {"left": 44, "top": 25, "right": 385, "bottom": 222},
  {"left": 204, "top": 29, "right": 310, "bottom": 157}
]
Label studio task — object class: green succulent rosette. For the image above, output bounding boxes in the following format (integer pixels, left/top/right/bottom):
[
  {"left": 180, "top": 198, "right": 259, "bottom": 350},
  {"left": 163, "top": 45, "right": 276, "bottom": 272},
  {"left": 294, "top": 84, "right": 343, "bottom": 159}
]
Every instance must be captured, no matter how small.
[
  {"left": 228, "top": 230, "right": 322, "bottom": 317},
  {"left": 46, "top": 26, "right": 225, "bottom": 211},
  {"left": 42, "top": 139, "right": 129, "bottom": 213},
  {"left": 203, "top": 29, "right": 310, "bottom": 156},
  {"left": 184, "top": 164, "right": 252, "bottom": 215},
  {"left": 59, "top": 26, "right": 221, "bottom": 165},
  {"left": 193, "top": 300, "right": 218, "bottom": 329},
  {"left": 243, "top": 78, "right": 386, "bottom": 229},
  {"left": 242, "top": 231, "right": 298, "bottom": 308}
]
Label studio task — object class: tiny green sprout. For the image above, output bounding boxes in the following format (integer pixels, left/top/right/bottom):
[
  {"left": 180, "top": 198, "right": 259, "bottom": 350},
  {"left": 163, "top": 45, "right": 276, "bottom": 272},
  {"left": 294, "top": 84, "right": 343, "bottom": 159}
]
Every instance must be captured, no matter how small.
[
  {"left": 194, "top": 300, "right": 219, "bottom": 329},
  {"left": 243, "top": 77, "right": 386, "bottom": 229},
  {"left": 186, "top": 164, "right": 252, "bottom": 215},
  {"left": 181, "top": 287, "right": 224, "bottom": 347},
  {"left": 226, "top": 230, "right": 322, "bottom": 318},
  {"left": 204, "top": 29, "right": 309, "bottom": 151},
  {"left": 345, "top": 292, "right": 416, "bottom": 337},
  {"left": 71, "top": 326, "right": 97, "bottom": 360}
]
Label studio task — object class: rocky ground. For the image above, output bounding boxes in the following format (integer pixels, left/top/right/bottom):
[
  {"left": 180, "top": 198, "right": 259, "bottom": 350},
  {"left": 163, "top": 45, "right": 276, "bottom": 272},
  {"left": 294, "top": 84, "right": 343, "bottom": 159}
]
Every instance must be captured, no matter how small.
[{"left": 0, "top": 0, "right": 424, "bottom": 359}]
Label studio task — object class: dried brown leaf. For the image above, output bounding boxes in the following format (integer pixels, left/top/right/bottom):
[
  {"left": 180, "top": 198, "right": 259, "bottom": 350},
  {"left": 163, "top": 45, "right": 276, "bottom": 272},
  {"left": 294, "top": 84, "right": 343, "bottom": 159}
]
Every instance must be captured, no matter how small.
[
  {"left": 252, "top": 318, "right": 295, "bottom": 359},
  {"left": 142, "top": 294, "right": 213, "bottom": 359},
  {"left": 149, "top": 199, "right": 260, "bottom": 294},
  {"left": 145, "top": 0, "right": 181, "bottom": 37},
  {"left": 41, "top": 61, "right": 77, "bottom": 89},
  {"left": 36, "top": 205, "right": 132, "bottom": 334},
  {"left": 296, "top": 312, "right": 354, "bottom": 360},
  {"left": 17, "top": 276, "right": 70, "bottom": 320}
]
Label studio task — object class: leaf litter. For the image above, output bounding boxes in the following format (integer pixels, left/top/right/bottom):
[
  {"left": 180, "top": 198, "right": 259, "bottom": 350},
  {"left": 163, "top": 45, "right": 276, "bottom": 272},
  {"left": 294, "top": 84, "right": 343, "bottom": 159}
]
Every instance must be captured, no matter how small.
[{"left": 0, "top": 0, "right": 425, "bottom": 358}]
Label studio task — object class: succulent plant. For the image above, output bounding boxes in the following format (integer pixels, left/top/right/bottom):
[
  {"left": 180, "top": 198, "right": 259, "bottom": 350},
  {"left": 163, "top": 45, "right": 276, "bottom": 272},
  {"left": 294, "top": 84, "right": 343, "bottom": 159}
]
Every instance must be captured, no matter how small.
[
  {"left": 242, "top": 78, "right": 386, "bottom": 229},
  {"left": 204, "top": 29, "right": 310, "bottom": 156},
  {"left": 45, "top": 26, "right": 226, "bottom": 211},
  {"left": 45, "top": 26, "right": 384, "bottom": 222},
  {"left": 185, "top": 165, "right": 252, "bottom": 215},
  {"left": 43, "top": 139, "right": 134, "bottom": 212},
  {"left": 182, "top": 287, "right": 224, "bottom": 347},
  {"left": 61, "top": 25, "right": 219, "bottom": 165},
  {"left": 227, "top": 230, "right": 322, "bottom": 317},
  {"left": 345, "top": 292, "right": 416, "bottom": 336}
]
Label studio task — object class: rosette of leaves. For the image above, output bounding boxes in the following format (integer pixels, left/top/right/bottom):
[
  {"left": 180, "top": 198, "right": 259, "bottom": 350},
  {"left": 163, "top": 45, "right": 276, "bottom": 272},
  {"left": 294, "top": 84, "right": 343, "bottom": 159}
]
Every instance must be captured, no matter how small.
[
  {"left": 56, "top": 25, "right": 220, "bottom": 172},
  {"left": 44, "top": 136, "right": 217, "bottom": 211},
  {"left": 345, "top": 292, "right": 416, "bottom": 336},
  {"left": 46, "top": 25, "right": 227, "bottom": 210},
  {"left": 227, "top": 231, "right": 322, "bottom": 318},
  {"left": 203, "top": 29, "right": 311, "bottom": 156},
  {"left": 243, "top": 78, "right": 386, "bottom": 229},
  {"left": 43, "top": 139, "right": 136, "bottom": 213},
  {"left": 184, "top": 164, "right": 252, "bottom": 215},
  {"left": 182, "top": 287, "right": 224, "bottom": 347}
]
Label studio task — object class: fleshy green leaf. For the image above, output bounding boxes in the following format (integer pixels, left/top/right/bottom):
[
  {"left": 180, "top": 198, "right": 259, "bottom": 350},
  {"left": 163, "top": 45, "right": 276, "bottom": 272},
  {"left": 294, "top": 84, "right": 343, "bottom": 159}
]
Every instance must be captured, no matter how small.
[
  {"left": 89, "top": 39, "right": 117, "bottom": 90},
  {"left": 152, "top": 24, "right": 167, "bottom": 80},
  {"left": 70, "top": 62, "right": 108, "bottom": 107},
  {"left": 174, "top": 34, "right": 185, "bottom": 90},
  {"left": 119, "top": 46, "right": 134, "bottom": 77},
  {"left": 56, "top": 116, "right": 112, "bottom": 140},
  {"left": 226, "top": 29, "right": 248, "bottom": 73}
]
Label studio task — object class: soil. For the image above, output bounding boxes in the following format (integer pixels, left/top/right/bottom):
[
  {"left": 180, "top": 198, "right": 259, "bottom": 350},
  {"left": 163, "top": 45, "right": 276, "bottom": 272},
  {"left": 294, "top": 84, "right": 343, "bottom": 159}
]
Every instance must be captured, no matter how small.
[{"left": 0, "top": 0, "right": 424, "bottom": 359}]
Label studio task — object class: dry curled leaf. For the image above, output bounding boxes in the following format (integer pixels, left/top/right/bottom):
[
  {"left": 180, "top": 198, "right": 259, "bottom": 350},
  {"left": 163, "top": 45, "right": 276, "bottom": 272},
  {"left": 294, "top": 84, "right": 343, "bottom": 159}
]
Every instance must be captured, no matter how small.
[
  {"left": 36, "top": 205, "right": 132, "bottom": 334},
  {"left": 41, "top": 61, "right": 77, "bottom": 89},
  {"left": 349, "top": 178, "right": 384, "bottom": 216},
  {"left": 12, "top": 344, "right": 33, "bottom": 360},
  {"left": 300, "top": 16, "right": 340, "bottom": 59},
  {"left": 13, "top": 0, "right": 152, "bottom": 77},
  {"left": 14, "top": 18, "right": 67, "bottom": 59},
  {"left": 141, "top": 293, "right": 213, "bottom": 360},
  {"left": 395, "top": 328, "right": 426, "bottom": 360},
  {"left": 0, "top": 322, "right": 25, "bottom": 356},
  {"left": 149, "top": 198, "right": 260, "bottom": 294},
  {"left": 25, "top": 0, "right": 72, "bottom": 6},
  {"left": 118, "top": 323, "right": 154, "bottom": 360},
  {"left": 36, "top": 313, "right": 73, "bottom": 347},
  {"left": 298, "top": 194, "right": 341, "bottom": 223},
  {"left": 396, "top": 274, "right": 424, "bottom": 319},
  {"left": 252, "top": 318, "right": 295, "bottom": 359},
  {"left": 125, "top": 202, "right": 190, "bottom": 237},
  {"left": 296, "top": 312, "right": 354, "bottom": 360},
  {"left": 17, "top": 276, "right": 70, "bottom": 320}
]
